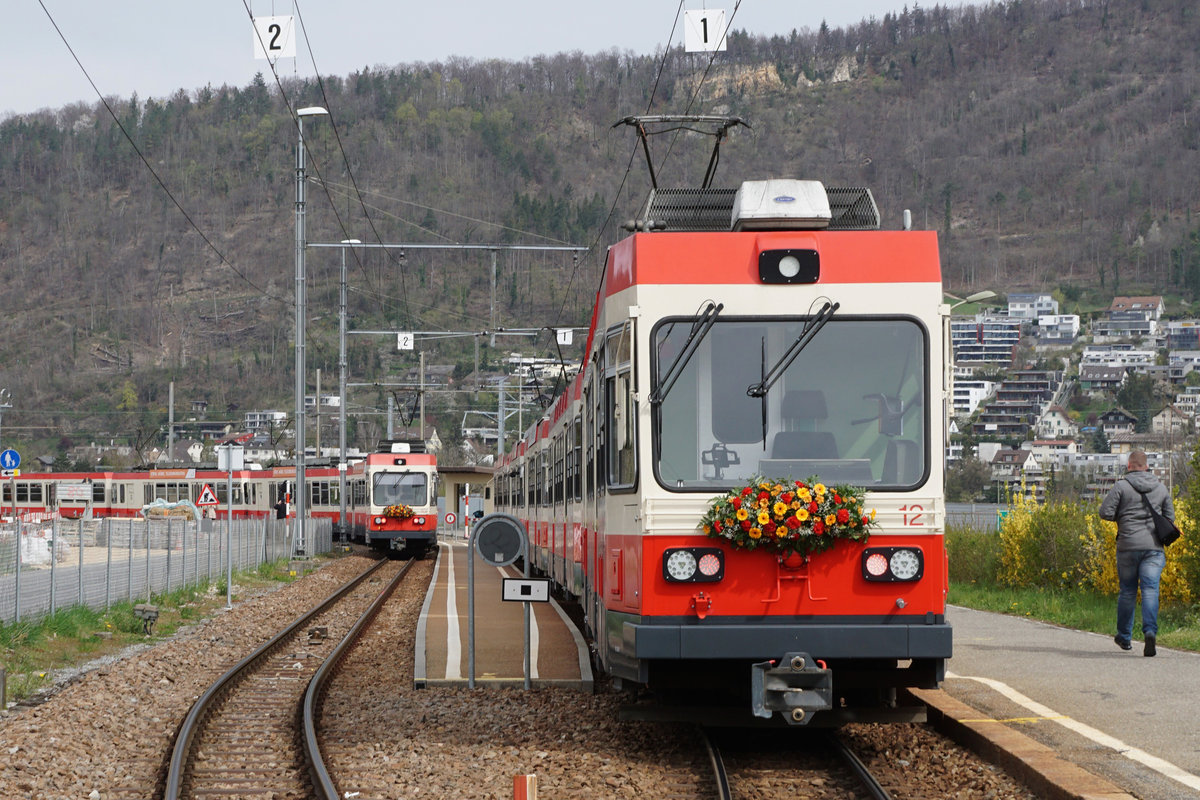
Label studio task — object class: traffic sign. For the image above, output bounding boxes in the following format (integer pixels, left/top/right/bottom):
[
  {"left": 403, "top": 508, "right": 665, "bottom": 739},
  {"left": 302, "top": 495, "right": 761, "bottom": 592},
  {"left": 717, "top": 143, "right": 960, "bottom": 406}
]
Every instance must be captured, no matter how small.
[
  {"left": 196, "top": 484, "right": 220, "bottom": 506},
  {"left": 444, "top": 511, "right": 458, "bottom": 526},
  {"left": 0, "top": 449, "right": 20, "bottom": 470}
]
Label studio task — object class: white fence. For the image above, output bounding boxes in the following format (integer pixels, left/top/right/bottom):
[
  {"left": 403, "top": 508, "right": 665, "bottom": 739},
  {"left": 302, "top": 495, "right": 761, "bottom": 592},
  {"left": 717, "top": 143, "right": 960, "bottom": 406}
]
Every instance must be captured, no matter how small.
[{"left": 0, "top": 516, "right": 333, "bottom": 623}]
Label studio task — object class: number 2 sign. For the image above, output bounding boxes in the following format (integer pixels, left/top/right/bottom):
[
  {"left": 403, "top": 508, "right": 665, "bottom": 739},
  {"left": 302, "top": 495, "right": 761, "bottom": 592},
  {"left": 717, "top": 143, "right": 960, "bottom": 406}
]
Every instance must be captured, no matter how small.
[{"left": 253, "top": 16, "right": 296, "bottom": 60}]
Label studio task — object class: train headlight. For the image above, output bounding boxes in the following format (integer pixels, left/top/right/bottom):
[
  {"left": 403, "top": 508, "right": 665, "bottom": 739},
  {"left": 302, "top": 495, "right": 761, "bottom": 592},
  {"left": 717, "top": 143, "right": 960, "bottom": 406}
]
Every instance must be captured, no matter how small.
[
  {"left": 413, "top": 516, "right": 425, "bottom": 525},
  {"left": 663, "top": 547, "right": 724, "bottom": 583},
  {"left": 374, "top": 516, "right": 386, "bottom": 525},
  {"left": 758, "top": 249, "right": 819, "bottom": 284},
  {"left": 861, "top": 547, "right": 924, "bottom": 582}
]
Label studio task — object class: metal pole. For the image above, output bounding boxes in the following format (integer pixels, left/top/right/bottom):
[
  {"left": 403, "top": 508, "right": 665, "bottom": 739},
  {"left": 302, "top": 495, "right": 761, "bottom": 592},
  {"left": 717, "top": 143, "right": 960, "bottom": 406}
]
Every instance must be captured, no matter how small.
[
  {"left": 226, "top": 464, "right": 233, "bottom": 609},
  {"left": 468, "top": 536, "right": 475, "bottom": 689},
  {"left": 419, "top": 351, "right": 426, "bottom": 441},
  {"left": 168, "top": 381, "right": 174, "bottom": 463},
  {"left": 339, "top": 240, "right": 358, "bottom": 538},
  {"left": 294, "top": 107, "right": 327, "bottom": 559},
  {"left": 498, "top": 378, "right": 507, "bottom": 457},
  {"left": 523, "top": 537, "right": 531, "bottom": 691}
]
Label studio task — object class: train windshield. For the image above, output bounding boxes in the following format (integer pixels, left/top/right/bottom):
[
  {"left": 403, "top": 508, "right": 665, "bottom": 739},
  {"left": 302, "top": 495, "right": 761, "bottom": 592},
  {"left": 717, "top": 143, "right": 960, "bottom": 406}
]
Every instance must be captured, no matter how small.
[
  {"left": 652, "top": 316, "right": 928, "bottom": 491},
  {"left": 372, "top": 472, "right": 429, "bottom": 507}
]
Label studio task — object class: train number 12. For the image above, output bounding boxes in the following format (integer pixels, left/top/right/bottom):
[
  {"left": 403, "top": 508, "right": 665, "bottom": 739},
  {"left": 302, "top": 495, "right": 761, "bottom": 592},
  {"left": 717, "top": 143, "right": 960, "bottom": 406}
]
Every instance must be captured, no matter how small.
[{"left": 898, "top": 505, "right": 925, "bottom": 526}]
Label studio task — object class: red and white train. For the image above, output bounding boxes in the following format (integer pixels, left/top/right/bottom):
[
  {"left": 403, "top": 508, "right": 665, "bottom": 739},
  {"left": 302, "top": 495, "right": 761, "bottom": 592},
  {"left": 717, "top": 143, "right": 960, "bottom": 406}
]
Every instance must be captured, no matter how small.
[
  {"left": 493, "top": 172, "right": 953, "bottom": 724},
  {"left": 1, "top": 439, "right": 439, "bottom": 556}
]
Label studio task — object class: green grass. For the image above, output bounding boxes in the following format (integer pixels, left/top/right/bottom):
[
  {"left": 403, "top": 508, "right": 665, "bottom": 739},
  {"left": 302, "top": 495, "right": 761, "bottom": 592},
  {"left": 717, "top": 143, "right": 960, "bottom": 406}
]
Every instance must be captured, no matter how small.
[
  {"left": 950, "top": 581, "right": 1200, "bottom": 652},
  {"left": 948, "top": 524, "right": 1200, "bottom": 653},
  {"left": 0, "top": 555, "right": 324, "bottom": 706}
]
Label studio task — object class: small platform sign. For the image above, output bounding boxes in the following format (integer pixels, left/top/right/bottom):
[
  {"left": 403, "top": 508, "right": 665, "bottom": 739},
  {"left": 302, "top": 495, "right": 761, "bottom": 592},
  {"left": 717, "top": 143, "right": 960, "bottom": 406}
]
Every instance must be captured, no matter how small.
[
  {"left": 196, "top": 484, "right": 220, "bottom": 506},
  {"left": 503, "top": 578, "right": 550, "bottom": 603},
  {"left": 0, "top": 449, "right": 20, "bottom": 471}
]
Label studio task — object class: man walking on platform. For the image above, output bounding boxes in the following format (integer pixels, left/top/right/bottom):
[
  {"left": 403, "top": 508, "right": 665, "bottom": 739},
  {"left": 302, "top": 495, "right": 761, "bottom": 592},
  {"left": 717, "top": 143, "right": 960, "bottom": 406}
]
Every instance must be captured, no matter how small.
[{"left": 1099, "top": 450, "right": 1172, "bottom": 657}]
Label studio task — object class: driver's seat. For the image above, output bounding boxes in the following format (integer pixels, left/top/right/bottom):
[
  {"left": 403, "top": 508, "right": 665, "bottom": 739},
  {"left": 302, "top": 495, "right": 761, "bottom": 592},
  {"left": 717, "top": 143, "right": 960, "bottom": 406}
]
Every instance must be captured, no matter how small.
[{"left": 770, "top": 390, "right": 836, "bottom": 458}]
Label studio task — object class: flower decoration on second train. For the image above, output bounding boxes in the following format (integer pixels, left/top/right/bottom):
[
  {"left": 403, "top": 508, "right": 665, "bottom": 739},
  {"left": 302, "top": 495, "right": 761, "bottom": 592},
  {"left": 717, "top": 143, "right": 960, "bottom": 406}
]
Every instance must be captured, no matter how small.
[
  {"left": 698, "top": 476, "right": 877, "bottom": 557},
  {"left": 383, "top": 503, "right": 414, "bottom": 519}
]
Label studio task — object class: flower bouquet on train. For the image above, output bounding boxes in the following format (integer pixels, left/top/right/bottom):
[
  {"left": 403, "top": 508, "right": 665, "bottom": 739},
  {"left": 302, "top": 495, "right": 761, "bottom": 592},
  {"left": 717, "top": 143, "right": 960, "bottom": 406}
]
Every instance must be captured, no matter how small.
[
  {"left": 699, "top": 477, "right": 877, "bottom": 558},
  {"left": 383, "top": 503, "right": 414, "bottom": 519}
]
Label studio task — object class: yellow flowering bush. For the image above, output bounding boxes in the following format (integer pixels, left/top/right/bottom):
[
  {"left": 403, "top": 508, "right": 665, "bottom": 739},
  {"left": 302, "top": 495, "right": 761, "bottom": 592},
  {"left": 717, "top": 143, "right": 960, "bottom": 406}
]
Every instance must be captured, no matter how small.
[
  {"left": 699, "top": 476, "right": 877, "bottom": 557},
  {"left": 997, "top": 488, "right": 1197, "bottom": 605}
]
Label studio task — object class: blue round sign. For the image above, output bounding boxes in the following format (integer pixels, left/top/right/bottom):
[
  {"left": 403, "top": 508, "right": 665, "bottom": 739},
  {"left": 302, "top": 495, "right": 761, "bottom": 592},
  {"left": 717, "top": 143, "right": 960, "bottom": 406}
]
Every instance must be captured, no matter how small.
[{"left": 0, "top": 449, "right": 19, "bottom": 470}]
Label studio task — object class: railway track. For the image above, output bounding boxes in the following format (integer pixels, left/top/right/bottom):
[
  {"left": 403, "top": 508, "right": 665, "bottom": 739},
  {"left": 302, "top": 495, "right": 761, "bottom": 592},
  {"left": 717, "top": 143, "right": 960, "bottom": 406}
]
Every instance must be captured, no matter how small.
[
  {"left": 701, "top": 726, "right": 896, "bottom": 800},
  {"left": 164, "top": 556, "right": 411, "bottom": 799}
]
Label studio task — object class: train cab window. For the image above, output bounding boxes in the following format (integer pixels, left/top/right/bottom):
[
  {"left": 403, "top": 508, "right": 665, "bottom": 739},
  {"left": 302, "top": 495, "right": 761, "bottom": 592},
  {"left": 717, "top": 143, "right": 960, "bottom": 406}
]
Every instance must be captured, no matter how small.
[
  {"left": 372, "top": 472, "right": 428, "bottom": 507},
  {"left": 605, "top": 321, "right": 637, "bottom": 490},
  {"left": 651, "top": 316, "right": 928, "bottom": 491}
]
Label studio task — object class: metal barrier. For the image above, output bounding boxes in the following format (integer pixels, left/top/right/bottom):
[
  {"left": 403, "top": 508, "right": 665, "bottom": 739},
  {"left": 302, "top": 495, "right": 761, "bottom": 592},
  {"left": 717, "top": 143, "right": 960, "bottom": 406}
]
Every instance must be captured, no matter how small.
[{"left": 0, "top": 516, "right": 333, "bottom": 623}]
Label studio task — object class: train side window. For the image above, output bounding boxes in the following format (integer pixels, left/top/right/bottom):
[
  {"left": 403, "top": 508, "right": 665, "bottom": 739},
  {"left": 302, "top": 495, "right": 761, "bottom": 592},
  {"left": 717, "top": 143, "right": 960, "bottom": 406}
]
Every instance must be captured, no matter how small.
[
  {"left": 92, "top": 482, "right": 106, "bottom": 503},
  {"left": 29, "top": 483, "right": 43, "bottom": 503},
  {"left": 2, "top": 483, "right": 10, "bottom": 502},
  {"left": 605, "top": 320, "right": 636, "bottom": 490}
]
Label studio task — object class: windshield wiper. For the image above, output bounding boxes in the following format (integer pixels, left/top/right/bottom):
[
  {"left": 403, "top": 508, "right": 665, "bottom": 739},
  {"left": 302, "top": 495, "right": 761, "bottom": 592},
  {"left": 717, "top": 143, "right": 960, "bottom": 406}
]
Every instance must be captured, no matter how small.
[
  {"left": 746, "top": 301, "right": 839, "bottom": 398},
  {"left": 650, "top": 302, "right": 723, "bottom": 405}
]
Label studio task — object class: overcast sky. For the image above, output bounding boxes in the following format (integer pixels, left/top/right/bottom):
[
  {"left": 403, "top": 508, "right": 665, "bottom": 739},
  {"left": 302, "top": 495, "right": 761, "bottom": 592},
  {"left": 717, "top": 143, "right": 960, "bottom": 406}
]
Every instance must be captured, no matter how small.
[{"left": 4, "top": 1, "right": 926, "bottom": 116}]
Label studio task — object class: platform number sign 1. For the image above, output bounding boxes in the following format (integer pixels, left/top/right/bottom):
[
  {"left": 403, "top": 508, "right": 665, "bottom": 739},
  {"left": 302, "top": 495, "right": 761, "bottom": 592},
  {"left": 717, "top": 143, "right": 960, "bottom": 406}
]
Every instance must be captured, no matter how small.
[
  {"left": 252, "top": 16, "right": 297, "bottom": 60},
  {"left": 684, "top": 9, "right": 728, "bottom": 53}
]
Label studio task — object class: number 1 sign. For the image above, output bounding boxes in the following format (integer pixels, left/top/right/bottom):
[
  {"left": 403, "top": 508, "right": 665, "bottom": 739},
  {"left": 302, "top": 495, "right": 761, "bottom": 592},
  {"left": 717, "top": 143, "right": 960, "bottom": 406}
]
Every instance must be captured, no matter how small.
[
  {"left": 253, "top": 16, "right": 297, "bottom": 60},
  {"left": 684, "top": 9, "right": 728, "bottom": 53}
]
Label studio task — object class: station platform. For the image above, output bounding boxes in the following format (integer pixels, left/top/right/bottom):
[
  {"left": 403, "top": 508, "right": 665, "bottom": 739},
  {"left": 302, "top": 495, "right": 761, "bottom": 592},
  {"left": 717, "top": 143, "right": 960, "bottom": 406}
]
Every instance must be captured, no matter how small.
[
  {"left": 921, "top": 604, "right": 1200, "bottom": 800},
  {"left": 414, "top": 539, "right": 593, "bottom": 691}
]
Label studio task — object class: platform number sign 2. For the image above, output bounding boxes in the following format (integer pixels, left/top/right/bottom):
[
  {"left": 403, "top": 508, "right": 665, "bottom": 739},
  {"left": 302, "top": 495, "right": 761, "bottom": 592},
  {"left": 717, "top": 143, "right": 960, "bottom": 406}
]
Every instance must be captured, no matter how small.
[
  {"left": 397, "top": 332, "right": 415, "bottom": 351},
  {"left": 253, "top": 16, "right": 297, "bottom": 60},
  {"left": 684, "top": 9, "right": 728, "bottom": 53}
]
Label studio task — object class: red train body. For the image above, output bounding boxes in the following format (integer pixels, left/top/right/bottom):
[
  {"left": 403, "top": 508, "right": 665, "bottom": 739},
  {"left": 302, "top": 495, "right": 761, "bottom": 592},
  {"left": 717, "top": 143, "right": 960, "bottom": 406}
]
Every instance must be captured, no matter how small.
[{"left": 493, "top": 177, "right": 952, "bottom": 725}]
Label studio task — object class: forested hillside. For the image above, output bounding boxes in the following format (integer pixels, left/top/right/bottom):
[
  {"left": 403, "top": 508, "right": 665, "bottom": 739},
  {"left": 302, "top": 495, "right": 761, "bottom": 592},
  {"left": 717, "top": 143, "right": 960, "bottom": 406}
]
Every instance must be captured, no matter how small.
[{"left": 2, "top": 0, "right": 1200, "bottom": 459}]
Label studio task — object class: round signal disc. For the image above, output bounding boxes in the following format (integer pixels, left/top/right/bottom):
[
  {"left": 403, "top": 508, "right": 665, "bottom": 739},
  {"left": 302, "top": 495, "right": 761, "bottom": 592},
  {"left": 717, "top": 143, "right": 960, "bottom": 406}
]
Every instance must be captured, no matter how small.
[
  {"left": 666, "top": 550, "right": 698, "bottom": 580},
  {"left": 865, "top": 552, "right": 889, "bottom": 577},
  {"left": 889, "top": 549, "right": 921, "bottom": 580},
  {"left": 697, "top": 553, "right": 721, "bottom": 577}
]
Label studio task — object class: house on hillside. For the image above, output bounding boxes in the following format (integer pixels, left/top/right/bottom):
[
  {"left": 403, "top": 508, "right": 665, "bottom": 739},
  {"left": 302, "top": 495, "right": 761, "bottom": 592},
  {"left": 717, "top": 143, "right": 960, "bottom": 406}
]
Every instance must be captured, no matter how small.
[
  {"left": 991, "top": 448, "right": 1041, "bottom": 497},
  {"left": 1152, "top": 405, "right": 1190, "bottom": 437},
  {"left": 1007, "top": 293, "right": 1059, "bottom": 320},
  {"left": 1098, "top": 408, "right": 1138, "bottom": 436},
  {"left": 1079, "top": 365, "right": 1127, "bottom": 394},
  {"left": 1092, "top": 296, "right": 1164, "bottom": 340},
  {"left": 1036, "top": 405, "right": 1076, "bottom": 438}
]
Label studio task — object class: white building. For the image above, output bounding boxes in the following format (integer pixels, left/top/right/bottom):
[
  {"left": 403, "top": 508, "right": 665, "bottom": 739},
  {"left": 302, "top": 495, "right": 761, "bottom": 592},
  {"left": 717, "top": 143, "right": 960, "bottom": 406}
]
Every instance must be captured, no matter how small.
[
  {"left": 951, "top": 379, "right": 997, "bottom": 416},
  {"left": 1007, "top": 293, "right": 1059, "bottom": 320}
]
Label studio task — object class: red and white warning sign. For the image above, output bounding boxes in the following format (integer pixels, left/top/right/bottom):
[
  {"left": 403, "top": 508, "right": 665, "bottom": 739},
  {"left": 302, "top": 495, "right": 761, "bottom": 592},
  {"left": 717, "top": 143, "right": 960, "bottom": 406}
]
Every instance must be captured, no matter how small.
[
  {"left": 196, "top": 484, "right": 219, "bottom": 506},
  {"left": 444, "top": 511, "right": 457, "bottom": 526}
]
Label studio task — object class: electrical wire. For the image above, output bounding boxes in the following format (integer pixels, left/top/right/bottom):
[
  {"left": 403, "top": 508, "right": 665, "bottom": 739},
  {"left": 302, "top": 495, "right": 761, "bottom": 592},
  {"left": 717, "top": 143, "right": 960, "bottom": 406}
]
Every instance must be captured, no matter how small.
[{"left": 35, "top": 0, "right": 286, "bottom": 306}]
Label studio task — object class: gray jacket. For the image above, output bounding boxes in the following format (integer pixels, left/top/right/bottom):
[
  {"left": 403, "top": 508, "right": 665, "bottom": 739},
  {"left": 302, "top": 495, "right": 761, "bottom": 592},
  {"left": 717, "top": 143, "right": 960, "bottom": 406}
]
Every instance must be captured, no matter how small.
[{"left": 1098, "top": 469, "right": 1174, "bottom": 552}]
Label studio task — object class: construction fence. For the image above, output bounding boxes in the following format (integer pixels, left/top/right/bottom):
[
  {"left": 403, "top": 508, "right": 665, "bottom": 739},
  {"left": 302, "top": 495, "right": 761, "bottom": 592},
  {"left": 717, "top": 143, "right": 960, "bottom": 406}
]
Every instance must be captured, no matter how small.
[{"left": 0, "top": 516, "right": 333, "bottom": 624}]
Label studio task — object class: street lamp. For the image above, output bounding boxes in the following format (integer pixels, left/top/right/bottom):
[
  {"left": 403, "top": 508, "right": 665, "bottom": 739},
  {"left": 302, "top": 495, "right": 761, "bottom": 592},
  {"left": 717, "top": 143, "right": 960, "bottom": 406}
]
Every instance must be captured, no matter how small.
[
  {"left": 949, "top": 289, "right": 997, "bottom": 312},
  {"left": 338, "top": 238, "right": 360, "bottom": 539},
  {"left": 294, "top": 106, "right": 328, "bottom": 557}
]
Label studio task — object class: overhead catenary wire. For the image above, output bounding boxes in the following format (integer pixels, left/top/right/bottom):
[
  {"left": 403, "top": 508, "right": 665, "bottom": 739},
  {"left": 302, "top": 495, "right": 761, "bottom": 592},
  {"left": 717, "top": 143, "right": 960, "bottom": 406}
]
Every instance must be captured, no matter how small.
[{"left": 35, "top": 0, "right": 285, "bottom": 306}]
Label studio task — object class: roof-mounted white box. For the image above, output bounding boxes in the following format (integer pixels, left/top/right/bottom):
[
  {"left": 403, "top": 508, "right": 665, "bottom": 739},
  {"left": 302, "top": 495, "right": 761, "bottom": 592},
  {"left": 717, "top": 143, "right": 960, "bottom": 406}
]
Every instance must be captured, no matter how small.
[{"left": 731, "top": 179, "right": 831, "bottom": 231}]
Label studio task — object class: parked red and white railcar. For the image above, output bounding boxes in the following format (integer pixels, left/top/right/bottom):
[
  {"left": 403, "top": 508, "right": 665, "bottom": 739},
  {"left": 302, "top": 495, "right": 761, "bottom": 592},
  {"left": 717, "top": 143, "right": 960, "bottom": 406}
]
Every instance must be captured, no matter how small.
[{"left": 344, "top": 440, "right": 439, "bottom": 556}]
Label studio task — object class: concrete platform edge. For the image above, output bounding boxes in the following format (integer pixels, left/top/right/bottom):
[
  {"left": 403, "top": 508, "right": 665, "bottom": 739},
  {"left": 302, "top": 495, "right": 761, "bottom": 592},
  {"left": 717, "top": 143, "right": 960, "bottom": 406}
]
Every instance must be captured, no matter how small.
[{"left": 908, "top": 688, "right": 1137, "bottom": 800}]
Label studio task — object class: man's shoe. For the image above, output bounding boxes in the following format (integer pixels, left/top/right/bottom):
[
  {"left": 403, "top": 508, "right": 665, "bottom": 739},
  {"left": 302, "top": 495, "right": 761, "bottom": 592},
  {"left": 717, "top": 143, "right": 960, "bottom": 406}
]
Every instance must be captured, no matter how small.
[
  {"left": 1144, "top": 634, "right": 1156, "bottom": 657},
  {"left": 1115, "top": 636, "right": 1132, "bottom": 651}
]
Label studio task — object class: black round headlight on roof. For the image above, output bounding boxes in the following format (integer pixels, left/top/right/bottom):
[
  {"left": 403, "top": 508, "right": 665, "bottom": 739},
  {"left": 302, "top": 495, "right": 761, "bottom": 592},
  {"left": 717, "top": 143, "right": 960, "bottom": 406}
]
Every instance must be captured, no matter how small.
[{"left": 759, "top": 249, "right": 819, "bottom": 284}]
